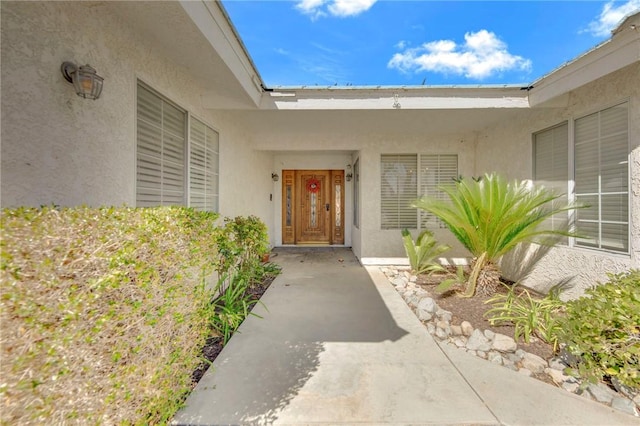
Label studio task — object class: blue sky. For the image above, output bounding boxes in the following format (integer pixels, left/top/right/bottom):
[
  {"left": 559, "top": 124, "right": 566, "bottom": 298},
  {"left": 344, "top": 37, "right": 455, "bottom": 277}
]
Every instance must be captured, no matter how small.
[{"left": 221, "top": 0, "right": 639, "bottom": 87}]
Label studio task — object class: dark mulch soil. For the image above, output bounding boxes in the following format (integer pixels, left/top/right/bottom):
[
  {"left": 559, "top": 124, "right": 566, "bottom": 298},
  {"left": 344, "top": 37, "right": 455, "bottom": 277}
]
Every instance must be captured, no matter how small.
[
  {"left": 191, "top": 336, "right": 224, "bottom": 384},
  {"left": 416, "top": 271, "right": 555, "bottom": 362},
  {"left": 190, "top": 271, "right": 276, "bottom": 386}
]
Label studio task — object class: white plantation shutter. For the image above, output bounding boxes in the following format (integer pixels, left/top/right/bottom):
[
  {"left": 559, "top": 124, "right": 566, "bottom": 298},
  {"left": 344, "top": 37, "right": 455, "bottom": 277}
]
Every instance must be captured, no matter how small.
[
  {"left": 574, "top": 102, "right": 628, "bottom": 252},
  {"left": 136, "top": 83, "right": 186, "bottom": 206},
  {"left": 189, "top": 118, "right": 219, "bottom": 212},
  {"left": 419, "top": 154, "right": 457, "bottom": 229},
  {"left": 381, "top": 154, "right": 418, "bottom": 229},
  {"left": 380, "top": 154, "right": 457, "bottom": 230},
  {"left": 534, "top": 123, "right": 569, "bottom": 243}
]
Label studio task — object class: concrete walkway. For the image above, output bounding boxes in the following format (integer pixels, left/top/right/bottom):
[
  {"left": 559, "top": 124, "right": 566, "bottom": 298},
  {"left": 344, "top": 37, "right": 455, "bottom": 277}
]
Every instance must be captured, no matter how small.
[{"left": 173, "top": 248, "right": 638, "bottom": 425}]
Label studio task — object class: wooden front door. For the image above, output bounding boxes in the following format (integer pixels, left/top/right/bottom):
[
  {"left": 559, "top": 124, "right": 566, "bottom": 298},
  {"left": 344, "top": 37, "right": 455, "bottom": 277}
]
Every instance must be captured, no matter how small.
[{"left": 282, "top": 170, "right": 344, "bottom": 245}]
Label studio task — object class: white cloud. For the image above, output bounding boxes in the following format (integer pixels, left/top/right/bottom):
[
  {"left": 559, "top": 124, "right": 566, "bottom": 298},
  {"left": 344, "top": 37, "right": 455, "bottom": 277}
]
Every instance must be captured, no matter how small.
[
  {"left": 395, "top": 40, "right": 407, "bottom": 50},
  {"left": 295, "top": 0, "right": 376, "bottom": 18},
  {"left": 296, "top": 0, "right": 328, "bottom": 19},
  {"left": 328, "top": 0, "right": 377, "bottom": 17},
  {"left": 585, "top": 0, "right": 640, "bottom": 37},
  {"left": 387, "top": 30, "right": 531, "bottom": 80}
]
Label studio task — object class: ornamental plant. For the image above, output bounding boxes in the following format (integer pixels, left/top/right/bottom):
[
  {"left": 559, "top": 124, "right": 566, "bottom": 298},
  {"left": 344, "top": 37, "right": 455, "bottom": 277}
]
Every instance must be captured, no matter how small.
[
  {"left": 412, "top": 173, "right": 580, "bottom": 297},
  {"left": 209, "top": 272, "right": 264, "bottom": 345},
  {"left": 401, "top": 229, "right": 450, "bottom": 275},
  {"left": 556, "top": 270, "right": 640, "bottom": 391},
  {"left": 485, "top": 285, "right": 564, "bottom": 350}
]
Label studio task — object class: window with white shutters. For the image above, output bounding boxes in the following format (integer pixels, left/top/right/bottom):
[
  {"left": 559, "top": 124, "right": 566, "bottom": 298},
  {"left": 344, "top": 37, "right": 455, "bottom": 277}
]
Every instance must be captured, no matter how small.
[
  {"left": 533, "top": 122, "right": 569, "bottom": 243},
  {"left": 419, "top": 154, "right": 458, "bottom": 229},
  {"left": 136, "top": 83, "right": 186, "bottom": 206},
  {"left": 574, "top": 102, "right": 628, "bottom": 253},
  {"left": 189, "top": 118, "right": 219, "bottom": 212},
  {"left": 136, "top": 82, "right": 220, "bottom": 212},
  {"left": 381, "top": 154, "right": 457, "bottom": 230},
  {"left": 381, "top": 155, "right": 418, "bottom": 229}
]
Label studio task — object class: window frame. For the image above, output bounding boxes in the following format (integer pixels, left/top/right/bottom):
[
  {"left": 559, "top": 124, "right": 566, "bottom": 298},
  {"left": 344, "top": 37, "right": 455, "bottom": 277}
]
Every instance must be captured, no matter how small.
[
  {"left": 136, "top": 81, "right": 188, "bottom": 207},
  {"left": 532, "top": 121, "right": 569, "bottom": 245},
  {"left": 135, "top": 80, "right": 220, "bottom": 212},
  {"left": 380, "top": 153, "right": 458, "bottom": 230},
  {"left": 188, "top": 115, "right": 220, "bottom": 212},
  {"left": 572, "top": 100, "right": 629, "bottom": 254},
  {"left": 532, "top": 100, "right": 630, "bottom": 255}
]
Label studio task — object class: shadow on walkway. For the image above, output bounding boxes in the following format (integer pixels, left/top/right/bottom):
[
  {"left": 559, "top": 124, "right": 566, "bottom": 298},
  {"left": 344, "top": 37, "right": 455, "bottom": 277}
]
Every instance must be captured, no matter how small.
[{"left": 173, "top": 247, "right": 409, "bottom": 425}]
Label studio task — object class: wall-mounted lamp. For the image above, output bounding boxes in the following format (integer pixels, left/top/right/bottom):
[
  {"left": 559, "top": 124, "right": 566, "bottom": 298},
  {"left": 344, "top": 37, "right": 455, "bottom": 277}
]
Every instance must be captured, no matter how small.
[
  {"left": 346, "top": 173, "right": 353, "bottom": 182},
  {"left": 271, "top": 173, "right": 279, "bottom": 182},
  {"left": 61, "top": 61, "right": 104, "bottom": 100},
  {"left": 392, "top": 93, "right": 401, "bottom": 109}
]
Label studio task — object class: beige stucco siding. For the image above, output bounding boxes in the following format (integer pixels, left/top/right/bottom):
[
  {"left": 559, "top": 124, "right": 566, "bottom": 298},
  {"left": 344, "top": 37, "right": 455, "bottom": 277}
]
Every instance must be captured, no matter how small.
[
  {"left": 1, "top": 2, "right": 271, "bottom": 232},
  {"left": 477, "top": 63, "right": 639, "bottom": 297},
  {"left": 235, "top": 107, "right": 531, "bottom": 258}
]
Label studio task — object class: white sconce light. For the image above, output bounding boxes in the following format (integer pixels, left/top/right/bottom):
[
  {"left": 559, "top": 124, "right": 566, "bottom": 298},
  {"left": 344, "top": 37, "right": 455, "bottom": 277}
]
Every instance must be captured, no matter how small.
[
  {"left": 61, "top": 61, "right": 104, "bottom": 100},
  {"left": 392, "top": 93, "right": 401, "bottom": 109},
  {"left": 271, "top": 173, "right": 279, "bottom": 182}
]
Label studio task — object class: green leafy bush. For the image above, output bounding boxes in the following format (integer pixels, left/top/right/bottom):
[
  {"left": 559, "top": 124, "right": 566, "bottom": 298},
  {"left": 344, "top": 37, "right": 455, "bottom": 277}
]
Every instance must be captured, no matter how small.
[
  {"left": 216, "top": 215, "right": 270, "bottom": 274},
  {"left": 556, "top": 270, "right": 640, "bottom": 390},
  {"left": 485, "top": 285, "right": 564, "bottom": 349},
  {"left": 1, "top": 206, "right": 221, "bottom": 425},
  {"left": 401, "top": 229, "right": 450, "bottom": 275}
]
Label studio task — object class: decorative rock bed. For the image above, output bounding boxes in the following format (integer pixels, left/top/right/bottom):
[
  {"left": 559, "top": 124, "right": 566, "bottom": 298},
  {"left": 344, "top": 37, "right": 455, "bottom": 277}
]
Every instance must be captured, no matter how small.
[{"left": 381, "top": 266, "right": 640, "bottom": 418}]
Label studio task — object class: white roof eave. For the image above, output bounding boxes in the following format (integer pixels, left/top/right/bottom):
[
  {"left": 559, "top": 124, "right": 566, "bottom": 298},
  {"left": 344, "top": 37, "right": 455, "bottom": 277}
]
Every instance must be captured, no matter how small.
[
  {"left": 528, "top": 11, "right": 640, "bottom": 108},
  {"left": 260, "top": 85, "right": 531, "bottom": 110}
]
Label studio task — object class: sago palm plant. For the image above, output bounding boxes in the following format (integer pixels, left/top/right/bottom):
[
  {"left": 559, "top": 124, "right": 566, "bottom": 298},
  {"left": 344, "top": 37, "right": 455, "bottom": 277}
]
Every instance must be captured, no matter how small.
[
  {"left": 401, "top": 229, "right": 450, "bottom": 275},
  {"left": 412, "top": 173, "right": 580, "bottom": 297}
]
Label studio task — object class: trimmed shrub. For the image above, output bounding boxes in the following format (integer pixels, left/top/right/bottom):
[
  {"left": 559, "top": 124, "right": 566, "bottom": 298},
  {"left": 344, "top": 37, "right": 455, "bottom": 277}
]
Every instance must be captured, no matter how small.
[
  {"left": 216, "top": 215, "right": 269, "bottom": 275},
  {"left": 1, "top": 206, "right": 220, "bottom": 425},
  {"left": 557, "top": 270, "right": 640, "bottom": 391}
]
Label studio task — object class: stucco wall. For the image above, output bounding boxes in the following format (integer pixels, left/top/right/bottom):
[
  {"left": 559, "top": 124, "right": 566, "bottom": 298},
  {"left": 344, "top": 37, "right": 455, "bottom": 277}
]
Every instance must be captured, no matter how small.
[
  {"left": 1, "top": 2, "right": 272, "bottom": 233},
  {"left": 356, "top": 133, "right": 476, "bottom": 261},
  {"left": 476, "top": 63, "right": 640, "bottom": 297},
  {"left": 241, "top": 109, "right": 481, "bottom": 259}
]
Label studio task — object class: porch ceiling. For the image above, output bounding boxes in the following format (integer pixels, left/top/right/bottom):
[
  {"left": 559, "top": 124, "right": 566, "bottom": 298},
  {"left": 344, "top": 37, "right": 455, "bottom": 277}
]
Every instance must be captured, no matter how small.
[{"left": 234, "top": 108, "right": 536, "bottom": 145}]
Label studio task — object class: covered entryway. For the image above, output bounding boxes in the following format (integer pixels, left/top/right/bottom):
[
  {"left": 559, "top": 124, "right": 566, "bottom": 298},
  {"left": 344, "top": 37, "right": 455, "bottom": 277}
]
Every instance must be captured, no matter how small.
[{"left": 281, "top": 170, "right": 344, "bottom": 245}]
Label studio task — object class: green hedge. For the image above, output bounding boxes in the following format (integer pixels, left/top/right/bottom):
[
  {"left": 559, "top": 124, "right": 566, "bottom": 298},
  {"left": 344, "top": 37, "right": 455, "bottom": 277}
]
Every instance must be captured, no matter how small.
[
  {"left": 557, "top": 270, "right": 640, "bottom": 391},
  {"left": 1, "top": 206, "right": 268, "bottom": 425}
]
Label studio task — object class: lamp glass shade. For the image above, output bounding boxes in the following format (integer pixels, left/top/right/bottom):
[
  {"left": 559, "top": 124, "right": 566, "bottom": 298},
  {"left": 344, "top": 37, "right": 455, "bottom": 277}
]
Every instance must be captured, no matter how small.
[{"left": 70, "top": 64, "right": 104, "bottom": 100}]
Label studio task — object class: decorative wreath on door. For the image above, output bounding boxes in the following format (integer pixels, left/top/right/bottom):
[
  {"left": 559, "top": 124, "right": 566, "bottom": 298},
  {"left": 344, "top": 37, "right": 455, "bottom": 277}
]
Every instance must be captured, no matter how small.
[{"left": 306, "top": 177, "right": 321, "bottom": 193}]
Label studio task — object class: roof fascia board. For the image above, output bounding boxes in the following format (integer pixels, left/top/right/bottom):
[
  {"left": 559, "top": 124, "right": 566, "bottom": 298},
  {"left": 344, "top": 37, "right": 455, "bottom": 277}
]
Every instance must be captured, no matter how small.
[
  {"left": 179, "top": 0, "right": 263, "bottom": 107},
  {"left": 529, "top": 22, "right": 640, "bottom": 107},
  {"left": 259, "top": 86, "right": 529, "bottom": 110}
]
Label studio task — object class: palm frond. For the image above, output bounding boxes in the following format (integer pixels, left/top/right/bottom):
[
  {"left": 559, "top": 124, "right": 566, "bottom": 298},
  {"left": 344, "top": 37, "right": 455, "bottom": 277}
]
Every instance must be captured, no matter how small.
[{"left": 412, "top": 173, "right": 584, "bottom": 296}]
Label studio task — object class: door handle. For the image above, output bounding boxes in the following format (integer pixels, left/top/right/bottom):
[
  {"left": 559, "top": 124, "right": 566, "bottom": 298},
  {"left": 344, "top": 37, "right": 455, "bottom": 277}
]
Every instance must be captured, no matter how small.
[{"left": 325, "top": 203, "right": 330, "bottom": 211}]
